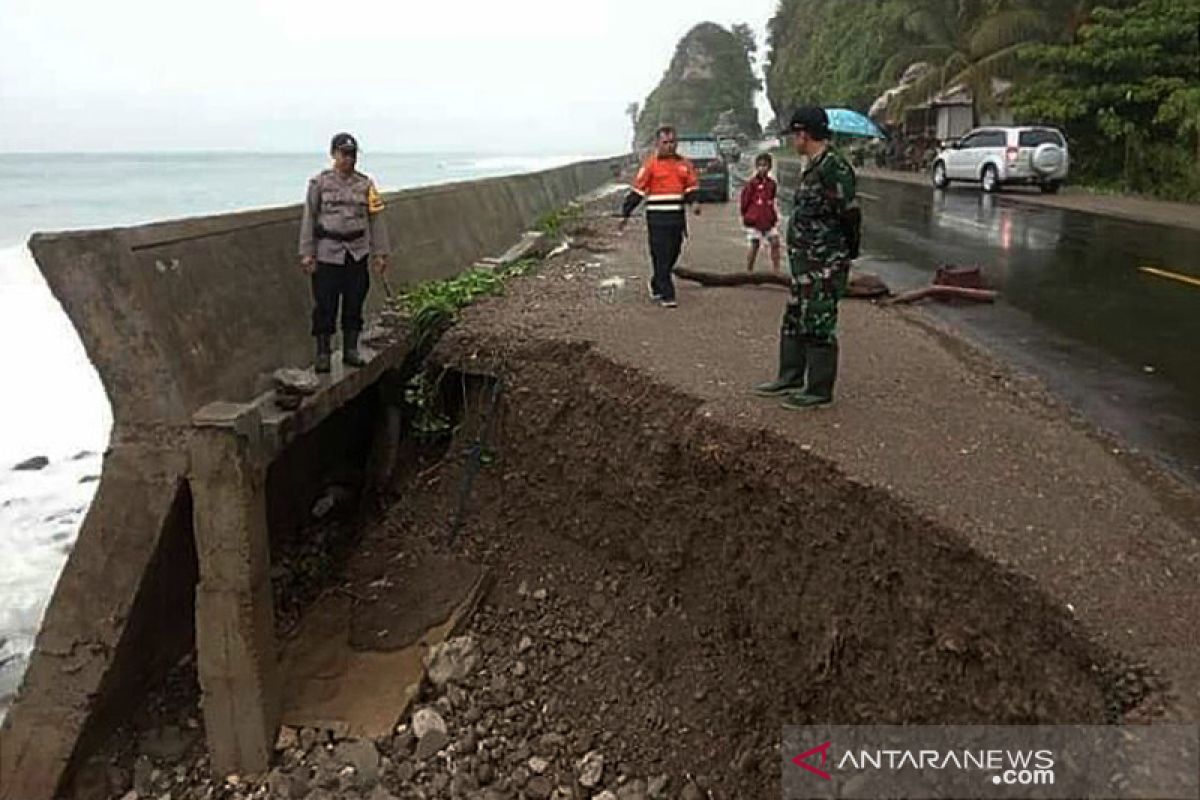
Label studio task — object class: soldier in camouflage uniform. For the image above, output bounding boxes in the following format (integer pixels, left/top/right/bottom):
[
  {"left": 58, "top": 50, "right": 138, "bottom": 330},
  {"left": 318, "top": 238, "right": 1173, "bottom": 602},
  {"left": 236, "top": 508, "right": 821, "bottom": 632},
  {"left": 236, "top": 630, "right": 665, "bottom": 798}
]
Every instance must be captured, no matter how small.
[{"left": 753, "top": 106, "right": 858, "bottom": 408}]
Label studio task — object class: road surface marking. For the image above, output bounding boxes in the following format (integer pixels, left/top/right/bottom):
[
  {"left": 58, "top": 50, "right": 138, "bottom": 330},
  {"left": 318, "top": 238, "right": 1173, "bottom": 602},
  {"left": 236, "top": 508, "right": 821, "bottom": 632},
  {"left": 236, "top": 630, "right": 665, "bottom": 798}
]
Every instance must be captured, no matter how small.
[{"left": 1140, "top": 266, "right": 1200, "bottom": 289}]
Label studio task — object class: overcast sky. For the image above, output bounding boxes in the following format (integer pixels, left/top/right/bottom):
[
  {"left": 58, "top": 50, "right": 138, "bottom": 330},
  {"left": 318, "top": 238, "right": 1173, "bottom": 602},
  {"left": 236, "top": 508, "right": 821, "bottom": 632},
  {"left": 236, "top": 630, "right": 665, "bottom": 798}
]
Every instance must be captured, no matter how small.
[{"left": 0, "top": 0, "right": 779, "bottom": 155}]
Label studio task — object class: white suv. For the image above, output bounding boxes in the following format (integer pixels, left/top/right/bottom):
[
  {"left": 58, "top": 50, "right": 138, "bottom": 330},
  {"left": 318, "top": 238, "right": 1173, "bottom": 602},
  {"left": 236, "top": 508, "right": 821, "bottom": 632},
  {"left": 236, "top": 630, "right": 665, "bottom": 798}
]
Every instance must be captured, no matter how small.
[{"left": 931, "top": 126, "right": 1069, "bottom": 194}]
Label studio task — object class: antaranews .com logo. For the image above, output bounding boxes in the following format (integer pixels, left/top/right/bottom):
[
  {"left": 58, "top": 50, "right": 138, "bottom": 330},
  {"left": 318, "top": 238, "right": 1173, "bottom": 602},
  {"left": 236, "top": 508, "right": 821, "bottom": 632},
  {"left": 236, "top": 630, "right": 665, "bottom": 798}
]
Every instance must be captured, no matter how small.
[
  {"left": 792, "top": 740, "right": 1056, "bottom": 787},
  {"left": 781, "top": 725, "right": 1199, "bottom": 800}
]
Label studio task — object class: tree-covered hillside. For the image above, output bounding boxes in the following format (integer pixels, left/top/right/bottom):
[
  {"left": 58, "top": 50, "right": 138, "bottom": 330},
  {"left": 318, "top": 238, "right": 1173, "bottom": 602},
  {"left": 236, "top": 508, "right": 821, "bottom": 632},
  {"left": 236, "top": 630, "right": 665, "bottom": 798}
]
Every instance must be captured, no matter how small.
[
  {"left": 635, "top": 22, "right": 762, "bottom": 146},
  {"left": 763, "top": 0, "right": 1198, "bottom": 199}
]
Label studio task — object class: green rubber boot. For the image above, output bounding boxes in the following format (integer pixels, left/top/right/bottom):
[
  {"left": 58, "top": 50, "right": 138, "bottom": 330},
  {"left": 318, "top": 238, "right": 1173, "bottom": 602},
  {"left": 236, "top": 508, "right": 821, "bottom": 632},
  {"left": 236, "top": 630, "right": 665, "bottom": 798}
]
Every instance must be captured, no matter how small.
[
  {"left": 752, "top": 326, "right": 806, "bottom": 397},
  {"left": 314, "top": 335, "right": 332, "bottom": 374},
  {"left": 781, "top": 340, "right": 838, "bottom": 409}
]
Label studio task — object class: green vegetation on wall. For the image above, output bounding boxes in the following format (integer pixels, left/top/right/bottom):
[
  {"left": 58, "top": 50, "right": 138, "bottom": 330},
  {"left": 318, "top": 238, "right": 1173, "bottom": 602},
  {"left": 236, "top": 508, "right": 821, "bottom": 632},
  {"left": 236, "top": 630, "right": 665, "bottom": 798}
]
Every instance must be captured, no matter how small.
[{"left": 635, "top": 22, "right": 762, "bottom": 146}]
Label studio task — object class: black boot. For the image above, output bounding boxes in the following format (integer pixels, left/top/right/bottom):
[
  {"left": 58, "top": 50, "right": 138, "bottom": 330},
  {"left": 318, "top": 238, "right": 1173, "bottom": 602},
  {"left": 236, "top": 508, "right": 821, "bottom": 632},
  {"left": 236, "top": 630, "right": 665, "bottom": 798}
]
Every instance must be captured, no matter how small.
[
  {"left": 342, "top": 329, "right": 367, "bottom": 368},
  {"left": 314, "top": 335, "right": 332, "bottom": 374},
  {"left": 752, "top": 317, "right": 806, "bottom": 396},
  {"left": 781, "top": 339, "right": 838, "bottom": 409}
]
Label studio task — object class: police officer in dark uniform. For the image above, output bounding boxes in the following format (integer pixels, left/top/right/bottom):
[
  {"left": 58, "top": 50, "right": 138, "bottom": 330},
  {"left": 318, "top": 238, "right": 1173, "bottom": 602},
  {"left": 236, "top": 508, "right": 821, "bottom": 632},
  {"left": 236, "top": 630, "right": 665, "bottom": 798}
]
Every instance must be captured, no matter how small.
[{"left": 299, "top": 133, "right": 391, "bottom": 373}]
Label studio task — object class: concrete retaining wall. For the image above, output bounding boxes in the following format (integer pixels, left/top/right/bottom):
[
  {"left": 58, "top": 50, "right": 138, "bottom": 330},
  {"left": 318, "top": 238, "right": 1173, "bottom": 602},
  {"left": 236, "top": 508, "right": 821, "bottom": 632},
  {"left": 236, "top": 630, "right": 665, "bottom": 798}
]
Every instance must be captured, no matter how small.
[{"left": 0, "top": 155, "right": 624, "bottom": 800}]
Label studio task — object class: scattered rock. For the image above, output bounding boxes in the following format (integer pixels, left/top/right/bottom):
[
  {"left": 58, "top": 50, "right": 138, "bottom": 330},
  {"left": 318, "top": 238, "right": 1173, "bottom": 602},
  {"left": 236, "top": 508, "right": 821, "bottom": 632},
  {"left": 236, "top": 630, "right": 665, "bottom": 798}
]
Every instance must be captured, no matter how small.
[
  {"left": 275, "top": 725, "right": 300, "bottom": 751},
  {"left": 595, "top": 792, "right": 618, "bottom": 800},
  {"left": 335, "top": 739, "right": 380, "bottom": 783},
  {"left": 13, "top": 456, "right": 49, "bottom": 471},
  {"left": 577, "top": 750, "right": 604, "bottom": 788},
  {"left": 392, "top": 729, "right": 416, "bottom": 757},
  {"left": 532, "top": 588, "right": 549, "bottom": 601},
  {"left": 415, "top": 729, "right": 449, "bottom": 760},
  {"left": 412, "top": 706, "right": 448, "bottom": 739},
  {"left": 525, "top": 775, "right": 553, "bottom": 799},
  {"left": 367, "top": 786, "right": 398, "bottom": 800},
  {"left": 618, "top": 779, "right": 649, "bottom": 800},
  {"left": 680, "top": 781, "right": 704, "bottom": 800},
  {"left": 424, "top": 636, "right": 481, "bottom": 686},
  {"left": 517, "top": 635, "right": 534, "bottom": 653},
  {"left": 266, "top": 767, "right": 307, "bottom": 798},
  {"left": 311, "top": 485, "right": 353, "bottom": 519},
  {"left": 537, "top": 732, "right": 567, "bottom": 755},
  {"left": 273, "top": 367, "right": 321, "bottom": 396},
  {"left": 298, "top": 727, "right": 320, "bottom": 752},
  {"left": 528, "top": 756, "right": 550, "bottom": 774}
]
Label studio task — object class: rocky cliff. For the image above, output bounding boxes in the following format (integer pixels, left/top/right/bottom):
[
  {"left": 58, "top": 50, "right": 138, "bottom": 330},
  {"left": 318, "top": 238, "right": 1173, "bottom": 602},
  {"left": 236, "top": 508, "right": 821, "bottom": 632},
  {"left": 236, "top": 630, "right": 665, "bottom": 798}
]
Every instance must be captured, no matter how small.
[{"left": 635, "top": 22, "right": 761, "bottom": 147}]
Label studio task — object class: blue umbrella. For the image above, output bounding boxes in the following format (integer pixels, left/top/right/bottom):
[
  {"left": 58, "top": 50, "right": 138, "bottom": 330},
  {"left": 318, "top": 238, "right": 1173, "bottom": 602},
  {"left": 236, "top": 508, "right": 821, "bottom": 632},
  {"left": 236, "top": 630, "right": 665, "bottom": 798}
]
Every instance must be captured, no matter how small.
[{"left": 824, "top": 108, "right": 886, "bottom": 139}]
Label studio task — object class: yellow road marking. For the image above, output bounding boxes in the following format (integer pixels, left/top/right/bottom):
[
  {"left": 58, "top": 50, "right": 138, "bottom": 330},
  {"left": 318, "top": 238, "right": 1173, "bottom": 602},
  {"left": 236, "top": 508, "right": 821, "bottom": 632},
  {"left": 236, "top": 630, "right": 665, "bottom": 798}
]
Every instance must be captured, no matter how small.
[{"left": 1140, "top": 266, "right": 1200, "bottom": 289}]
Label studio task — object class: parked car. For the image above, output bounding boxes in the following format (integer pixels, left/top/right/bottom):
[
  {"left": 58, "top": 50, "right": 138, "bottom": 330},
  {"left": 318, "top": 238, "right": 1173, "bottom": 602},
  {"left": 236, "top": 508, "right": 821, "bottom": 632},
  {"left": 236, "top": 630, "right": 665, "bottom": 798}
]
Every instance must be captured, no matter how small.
[
  {"left": 931, "top": 126, "right": 1069, "bottom": 194},
  {"left": 677, "top": 136, "right": 730, "bottom": 202}
]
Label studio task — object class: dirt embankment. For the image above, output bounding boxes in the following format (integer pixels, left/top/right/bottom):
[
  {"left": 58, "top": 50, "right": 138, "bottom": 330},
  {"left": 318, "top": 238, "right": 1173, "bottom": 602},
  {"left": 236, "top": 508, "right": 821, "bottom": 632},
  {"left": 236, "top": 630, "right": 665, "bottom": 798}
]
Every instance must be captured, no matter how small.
[
  {"left": 74, "top": 200, "right": 1198, "bottom": 800},
  {"left": 363, "top": 335, "right": 1128, "bottom": 798}
]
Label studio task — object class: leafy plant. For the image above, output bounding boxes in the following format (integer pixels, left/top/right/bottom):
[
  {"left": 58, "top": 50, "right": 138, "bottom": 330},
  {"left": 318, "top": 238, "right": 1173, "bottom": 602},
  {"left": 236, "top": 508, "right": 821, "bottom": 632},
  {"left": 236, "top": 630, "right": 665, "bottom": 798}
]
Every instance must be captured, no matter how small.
[
  {"left": 536, "top": 204, "right": 583, "bottom": 238},
  {"left": 390, "top": 257, "right": 536, "bottom": 345},
  {"left": 404, "top": 370, "right": 453, "bottom": 438}
]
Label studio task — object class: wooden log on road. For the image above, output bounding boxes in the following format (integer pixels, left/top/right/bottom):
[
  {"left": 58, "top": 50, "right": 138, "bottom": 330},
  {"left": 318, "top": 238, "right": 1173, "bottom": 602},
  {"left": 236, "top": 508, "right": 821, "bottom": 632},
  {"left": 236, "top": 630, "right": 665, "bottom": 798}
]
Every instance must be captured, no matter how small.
[
  {"left": 673, "top": 267, "right": 791, "bottom": 288},
  {"left": 887, "top": 285, "right": 998, "bottom": 305},
  {"left": 673, "top": 267, "right": 891, "bottom": 298}
]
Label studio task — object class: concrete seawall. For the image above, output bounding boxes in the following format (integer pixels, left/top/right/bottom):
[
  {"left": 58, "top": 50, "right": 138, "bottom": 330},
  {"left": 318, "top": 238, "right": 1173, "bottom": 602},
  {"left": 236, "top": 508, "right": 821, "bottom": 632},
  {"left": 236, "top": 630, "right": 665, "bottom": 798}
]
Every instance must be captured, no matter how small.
[{"left": 0, "top": 156, "right": 624, "bottom": 800}]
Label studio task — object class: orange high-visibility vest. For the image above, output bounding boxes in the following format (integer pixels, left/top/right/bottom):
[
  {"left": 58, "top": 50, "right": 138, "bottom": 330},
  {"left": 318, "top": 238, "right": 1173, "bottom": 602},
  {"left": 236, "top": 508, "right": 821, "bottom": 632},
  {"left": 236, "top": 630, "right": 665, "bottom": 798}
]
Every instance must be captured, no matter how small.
[{"left": 632, "top": 154, "right": 699, "bottom": 213}]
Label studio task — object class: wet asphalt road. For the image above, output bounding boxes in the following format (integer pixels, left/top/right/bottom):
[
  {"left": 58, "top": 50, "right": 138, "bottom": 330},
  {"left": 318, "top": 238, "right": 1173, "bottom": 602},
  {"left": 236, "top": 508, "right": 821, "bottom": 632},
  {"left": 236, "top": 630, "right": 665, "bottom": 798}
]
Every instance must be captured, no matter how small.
[{"left": 856, "top": 178, "right": 1200, "bottom": 484}]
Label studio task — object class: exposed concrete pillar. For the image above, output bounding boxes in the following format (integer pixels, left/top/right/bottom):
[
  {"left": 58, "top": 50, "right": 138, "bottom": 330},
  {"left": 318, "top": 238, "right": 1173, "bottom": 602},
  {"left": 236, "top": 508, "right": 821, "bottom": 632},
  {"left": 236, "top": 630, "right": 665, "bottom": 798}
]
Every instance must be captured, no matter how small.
[{"left": 189, "top": 419, "right": 279, "bottom": 777}]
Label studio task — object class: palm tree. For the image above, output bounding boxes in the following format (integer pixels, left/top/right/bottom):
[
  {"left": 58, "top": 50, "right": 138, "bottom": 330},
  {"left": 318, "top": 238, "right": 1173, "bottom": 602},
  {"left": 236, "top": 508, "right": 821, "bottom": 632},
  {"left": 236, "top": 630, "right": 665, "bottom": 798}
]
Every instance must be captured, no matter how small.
[{"left": 881, "top": 0, "right": 1055, "bottom": 118}]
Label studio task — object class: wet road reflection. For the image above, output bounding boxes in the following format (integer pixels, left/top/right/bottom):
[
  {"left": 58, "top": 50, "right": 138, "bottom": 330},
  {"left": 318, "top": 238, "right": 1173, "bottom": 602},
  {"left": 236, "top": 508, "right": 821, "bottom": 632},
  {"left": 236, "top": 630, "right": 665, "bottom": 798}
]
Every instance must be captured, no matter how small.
[{"left": 859, "top": 179, "right": 1200, "bottom": 482}]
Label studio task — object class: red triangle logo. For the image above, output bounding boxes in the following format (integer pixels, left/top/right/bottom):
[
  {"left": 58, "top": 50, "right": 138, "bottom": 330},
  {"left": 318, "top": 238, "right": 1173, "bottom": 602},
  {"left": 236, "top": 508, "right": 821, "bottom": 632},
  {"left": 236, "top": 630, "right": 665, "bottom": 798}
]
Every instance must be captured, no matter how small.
[{"left": 792, "top": 741, "right": 833, "bottom": 781}]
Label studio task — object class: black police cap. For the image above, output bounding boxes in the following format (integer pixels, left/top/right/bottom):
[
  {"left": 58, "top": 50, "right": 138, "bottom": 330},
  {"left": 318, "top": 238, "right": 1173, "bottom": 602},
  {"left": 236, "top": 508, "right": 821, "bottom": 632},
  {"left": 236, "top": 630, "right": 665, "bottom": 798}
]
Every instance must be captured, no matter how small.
[{"left": 330, "top": 132, "right": 359, "bottom": 154}]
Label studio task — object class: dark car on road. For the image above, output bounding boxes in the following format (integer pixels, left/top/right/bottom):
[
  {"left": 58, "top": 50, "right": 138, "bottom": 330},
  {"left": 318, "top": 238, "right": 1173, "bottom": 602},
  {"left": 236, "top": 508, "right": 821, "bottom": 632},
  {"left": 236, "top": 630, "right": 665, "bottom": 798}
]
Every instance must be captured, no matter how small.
[{"left": 677, "top": 136, "right": 729, "bottom": 202}]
